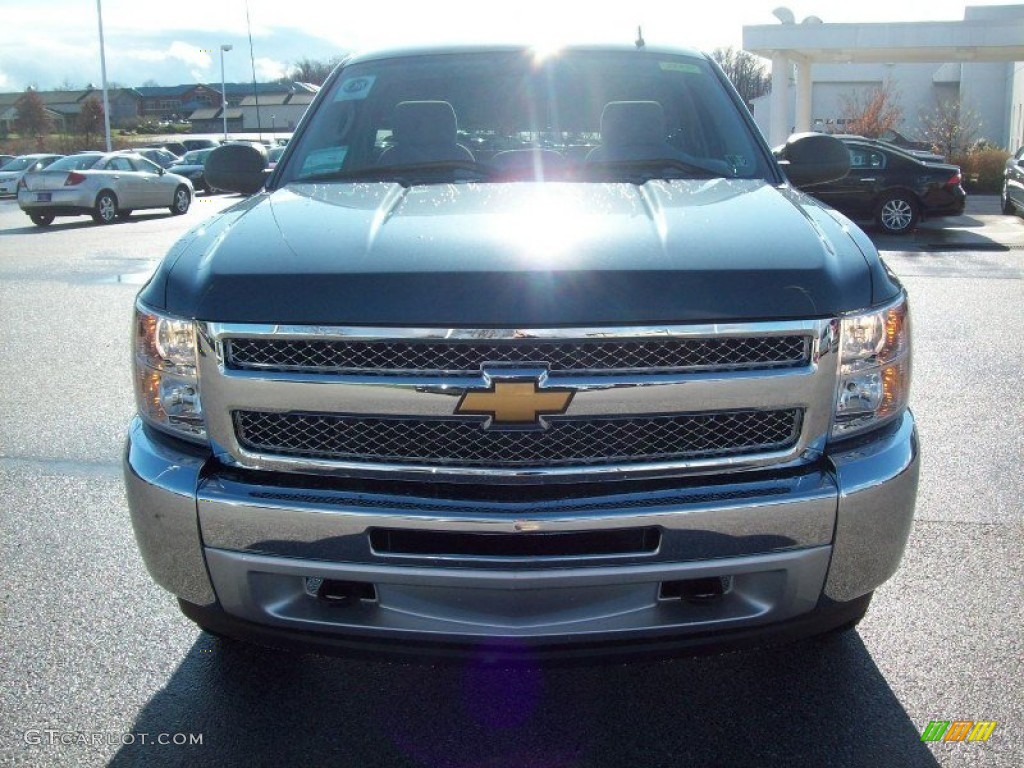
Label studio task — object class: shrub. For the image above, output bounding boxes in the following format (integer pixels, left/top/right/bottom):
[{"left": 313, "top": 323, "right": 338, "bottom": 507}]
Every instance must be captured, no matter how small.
[{"left": 952, "top": 147, "right": 1011, "bottom": 194}]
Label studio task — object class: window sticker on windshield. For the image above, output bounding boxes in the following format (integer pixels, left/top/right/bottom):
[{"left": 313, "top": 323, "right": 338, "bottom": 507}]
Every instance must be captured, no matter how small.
[
  {"left": 299, "top": 147, "right": 348, "bottom": 177},
  {"left": 659, "top": 62, "right": 701, "bottom": 74},
  {"left": 334, "top": 75, "right": 376, "bottom": 101}
]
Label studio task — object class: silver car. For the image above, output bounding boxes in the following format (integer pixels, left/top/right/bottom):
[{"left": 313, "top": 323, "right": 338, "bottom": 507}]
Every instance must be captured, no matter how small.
[
  {"left": 18, "top": 151, "right": 193, "bottom": 226},
  {"left": 0, "top": 153, "right": 64, "bottom": 196}
]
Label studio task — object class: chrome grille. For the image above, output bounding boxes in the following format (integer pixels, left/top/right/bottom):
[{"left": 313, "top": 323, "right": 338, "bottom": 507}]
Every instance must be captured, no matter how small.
[
  {"left": 233, "top": 409, "right": 802, "bottom": 468},
  {"left": 224, "top": 335, "right": 810, "bottom": 375}
]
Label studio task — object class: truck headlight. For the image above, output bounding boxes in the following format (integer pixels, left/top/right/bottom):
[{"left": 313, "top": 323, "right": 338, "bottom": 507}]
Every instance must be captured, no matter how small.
[
  {"left": 133, "top": 302, "right": 206, "bottom": 442},
  {"left": 832, "top": 295, "right": 911, "bottom": 439}
]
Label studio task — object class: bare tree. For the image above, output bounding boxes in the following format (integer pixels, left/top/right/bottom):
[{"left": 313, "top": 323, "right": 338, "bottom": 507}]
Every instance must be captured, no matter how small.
[
  {"left": 840, "top": 81, "right": 903, "bottom": 138},
  {"left": 76, "top": 96, "right": 105, "bottom": 146},
  {"left": 711, "top": 47, "right": 771, "bottom": 108},
  {"left": 288, "top": 57, "right": 344, "bottom": 86},
  {"left": 918, "top": 96, "right": 981, "bottom": 159},
  {"left": 14, "top": 90, "right": 52, "bottom": 137}
]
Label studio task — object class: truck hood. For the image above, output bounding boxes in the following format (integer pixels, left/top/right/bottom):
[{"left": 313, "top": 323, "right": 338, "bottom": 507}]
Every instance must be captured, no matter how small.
[{"left": 153, "top": 179, "right": 892, "bottom": 325}]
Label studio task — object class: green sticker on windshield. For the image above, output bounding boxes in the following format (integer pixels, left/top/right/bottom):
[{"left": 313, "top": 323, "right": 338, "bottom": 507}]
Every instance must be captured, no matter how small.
[
  {"left": 659, "top": 62, "right": 701, "bottom": 74},
  {"left": 299, "top": 147, "right": 348, "bottom": 177}
]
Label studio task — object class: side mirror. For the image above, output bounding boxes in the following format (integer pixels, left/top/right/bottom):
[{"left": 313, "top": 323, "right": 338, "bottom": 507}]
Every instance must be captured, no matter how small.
[
  {"left": 205, "top": 144, "right": 268, "bottom": 195},
  {"left": 775, "top": 133, "right": 850, "bottom": 187}
]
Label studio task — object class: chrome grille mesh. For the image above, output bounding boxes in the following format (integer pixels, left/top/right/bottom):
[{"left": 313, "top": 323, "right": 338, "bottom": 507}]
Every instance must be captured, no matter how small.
[
  {"left": 224, "top": 335, "right": 809, "bottom": 375},
  {"left": 233, "top": 409, "right": 802, "bottom": 468}
]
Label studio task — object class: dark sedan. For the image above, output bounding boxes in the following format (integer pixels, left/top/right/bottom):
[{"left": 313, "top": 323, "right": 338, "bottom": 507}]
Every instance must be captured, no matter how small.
[
  {"left": 168, "top": 147, "right": 216, "bottom": 193},
  {"left": 799, "top": 136, "right": 965, "bottom": 235},
  {"left": 1003, "top": 145, "right": 1024, "bottom": 216},
  {"left": 123, "top": 146, "right": 181, "bottom": 169}
]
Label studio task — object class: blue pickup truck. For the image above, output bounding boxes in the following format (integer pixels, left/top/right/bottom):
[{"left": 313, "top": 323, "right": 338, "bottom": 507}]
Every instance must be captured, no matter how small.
[{"left": 124, "top": 44, "right": 917, "bottom": 661}]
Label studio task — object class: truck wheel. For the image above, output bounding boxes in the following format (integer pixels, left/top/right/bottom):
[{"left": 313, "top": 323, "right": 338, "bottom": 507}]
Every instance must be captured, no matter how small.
[
  {"left": 170, "top": 186, "right": 191, "bottom": 216},
  {"left": 875, "top": 192, "right": 918, "bottom": 235},
  {"left": 30, "top": 213, "right": 55, "bottom": 227},
  {"left": 92, "top": 191, "right": 118, "bottom": 224},
  {"left": 816, "top": 591, "right": 874, "bottom": 640},
  {"left": 177, "top": 599, "right": 237, "bottom": 641}
]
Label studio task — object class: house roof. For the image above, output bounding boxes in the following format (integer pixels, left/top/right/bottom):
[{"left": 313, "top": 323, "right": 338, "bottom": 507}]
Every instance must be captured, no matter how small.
[
  {"left": 189, "top": 107, "right": 220, "bottom": 120},
  {"left": 136, "top": 85, "right": 209, "bottom": 98},
  {"left": 241, "top": 93, "right": 289, "bottom": 106},
  {"left": 0, "top": 81, "right": 304, "bottom": 112},
  {"left": 222, "top": 82, "right": 293, "bottom": 97},
  {"left": 30, "top": 89, "right": 94, "bottom": 105}
]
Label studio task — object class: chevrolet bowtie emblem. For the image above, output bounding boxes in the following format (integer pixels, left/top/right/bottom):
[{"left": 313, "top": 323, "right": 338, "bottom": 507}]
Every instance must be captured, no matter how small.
[{"left": 455, "top": 380, "right": 574, "bottom": 425}]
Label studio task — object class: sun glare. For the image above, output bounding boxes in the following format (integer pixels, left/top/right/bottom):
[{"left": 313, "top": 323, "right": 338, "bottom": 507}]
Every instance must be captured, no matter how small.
[{"left": 493, "top": 188, "right": 591, "bottom": 264}]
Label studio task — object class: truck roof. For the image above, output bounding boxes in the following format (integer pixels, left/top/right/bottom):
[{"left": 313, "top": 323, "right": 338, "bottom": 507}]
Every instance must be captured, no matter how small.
[{"left": 345, "top": 43, "right": 709, "bottom": 66}]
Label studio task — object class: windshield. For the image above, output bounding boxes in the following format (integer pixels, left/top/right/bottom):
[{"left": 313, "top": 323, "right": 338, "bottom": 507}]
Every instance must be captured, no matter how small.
[
  {"left": 2, "top": 156, "right": 49, "bottom": 172},
  {"left": 48, "top": 154, "right": 105, "bottom": 171},
  {"left": 181, "top": 148, "right": 214, "bottom": 163},
  {"left": 277, "top": 49, "right": 770, "bottom": 186}
]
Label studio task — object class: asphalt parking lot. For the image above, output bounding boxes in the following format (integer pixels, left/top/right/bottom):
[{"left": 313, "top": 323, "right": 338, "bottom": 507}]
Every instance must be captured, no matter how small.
[{"left": 0, "top": 192, "right": 1022, "bottom": 767}]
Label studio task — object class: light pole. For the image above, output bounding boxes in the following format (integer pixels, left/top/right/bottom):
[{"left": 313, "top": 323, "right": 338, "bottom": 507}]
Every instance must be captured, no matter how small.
[
  {"left": 96, "top": 0, "right": 112, "bottom": 151},
  {"left": 220, "top": 44, "right": 233, "bottom": 140}
]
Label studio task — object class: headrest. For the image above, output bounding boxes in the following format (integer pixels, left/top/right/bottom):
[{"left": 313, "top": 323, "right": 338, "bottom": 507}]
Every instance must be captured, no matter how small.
[
  {"left": 392, "top": 101, "right": 459, "bottom": 146},
  {"left": 600, "top": 101, "right": 668, "bottom": 146}
]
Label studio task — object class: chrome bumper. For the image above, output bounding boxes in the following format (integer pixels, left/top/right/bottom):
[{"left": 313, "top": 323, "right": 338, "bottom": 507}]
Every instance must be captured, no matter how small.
[{"left": 124, "top": 412, "right": 918, "bottom": 639}]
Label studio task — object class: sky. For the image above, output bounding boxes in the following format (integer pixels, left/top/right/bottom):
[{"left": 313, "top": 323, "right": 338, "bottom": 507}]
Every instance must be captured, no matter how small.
[{"left": 0, "top": 0, "right": 1021, "bottom": 91}]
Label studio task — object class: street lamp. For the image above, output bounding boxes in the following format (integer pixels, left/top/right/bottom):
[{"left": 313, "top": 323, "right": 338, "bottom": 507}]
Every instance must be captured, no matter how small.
[
  {"left": 96, "top": 0, "right": 112, "bottom": 151},
  {"left": 220, "top": 44, "right": 233, "bottom": 140}
]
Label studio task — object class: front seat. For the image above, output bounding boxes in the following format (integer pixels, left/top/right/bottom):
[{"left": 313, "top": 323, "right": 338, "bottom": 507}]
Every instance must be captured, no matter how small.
[
  {"left": 378, "top": 100, "right": 475, "bottom": 166},
  {"left": 586, "top": 100, "right": 684, "bottom": 163}
]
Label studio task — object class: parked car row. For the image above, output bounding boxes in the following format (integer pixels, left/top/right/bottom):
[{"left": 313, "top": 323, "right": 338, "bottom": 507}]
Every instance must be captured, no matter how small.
[
  {"left": 1, "top": 136, "right": 287, "bottom": 198},
  {"left": 16, "top": 151, "right": 193, "bottom": 226},
  {"left": 6, "top": 133, "right": 1020, "bottom": 232}
]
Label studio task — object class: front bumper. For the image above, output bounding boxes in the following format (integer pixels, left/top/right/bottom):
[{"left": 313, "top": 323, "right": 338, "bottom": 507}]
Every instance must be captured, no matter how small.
[{"left": 124, "top": 412, "right": 919, "bottom": 654}]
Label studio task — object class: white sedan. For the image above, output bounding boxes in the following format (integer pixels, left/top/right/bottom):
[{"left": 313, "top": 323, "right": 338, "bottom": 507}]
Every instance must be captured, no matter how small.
[
  {"left": 17, "top": 152, "right": 193, "bottom": 227},
  {"left": 0, "top": 153, "right": 64, "bottom": 196}
]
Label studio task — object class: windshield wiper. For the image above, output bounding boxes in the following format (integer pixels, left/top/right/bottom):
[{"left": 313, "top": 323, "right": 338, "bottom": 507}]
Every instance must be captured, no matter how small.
[
  {"left": 297, "top": 160, "right": 495, "bottom": 186},
  {"left": 581, "top": 158, "right": 729, "bottom": 182}
]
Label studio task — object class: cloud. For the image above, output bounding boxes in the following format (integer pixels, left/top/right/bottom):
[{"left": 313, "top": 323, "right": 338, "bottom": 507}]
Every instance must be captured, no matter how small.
[
  {"left": 125, "top": 48, "right": 169, "bottom": 63},
  {"left": 122, "top": 41, "right": 212, "bottom": 70},
  {"left": 254, "top": 57, "right": 286, "bottom": 82},
  {"left": 0, "top": 70, "right": 9, "bottom": 88},
  {"left": 168, "top": 41, "right": 212, "bottom": 70}
]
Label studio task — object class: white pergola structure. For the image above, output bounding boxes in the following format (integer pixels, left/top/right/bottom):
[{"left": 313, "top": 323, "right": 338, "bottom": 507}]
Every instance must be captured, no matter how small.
[{"left": 743, "top": 11, "right": 1024, "bottom": 146}]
